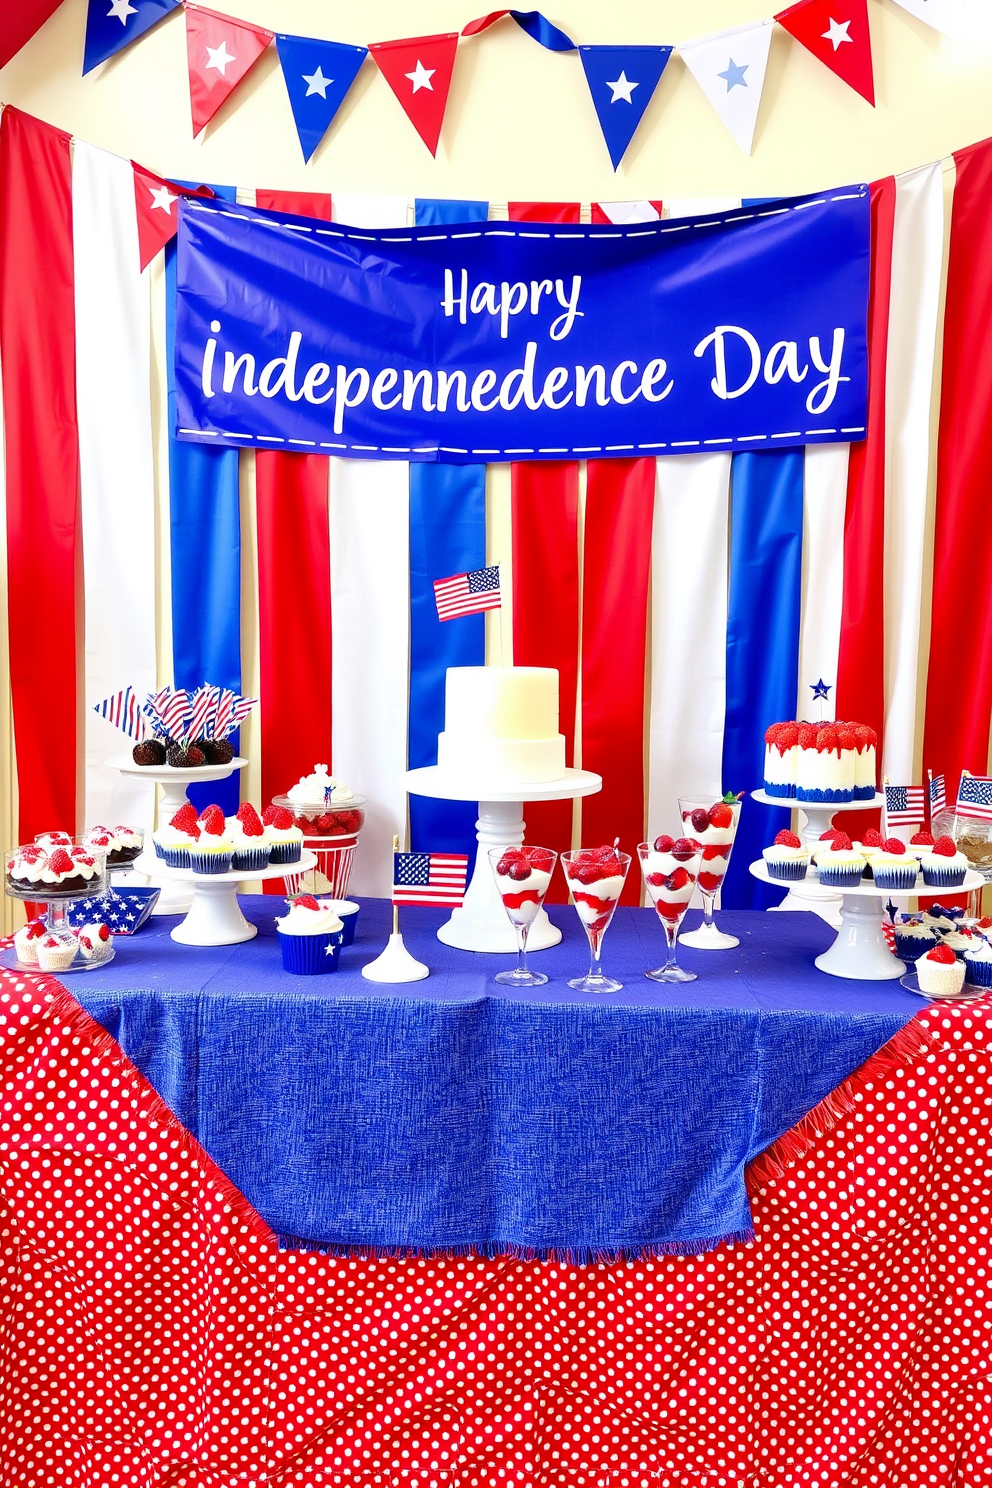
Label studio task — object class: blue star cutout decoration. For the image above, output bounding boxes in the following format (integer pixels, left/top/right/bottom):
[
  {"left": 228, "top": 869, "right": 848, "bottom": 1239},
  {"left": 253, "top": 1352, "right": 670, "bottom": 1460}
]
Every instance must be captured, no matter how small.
[
  {"left": 718, "top": 57, "right": 749, "bottom": 90},
  {"left": 810, "top": 678, "right": 833, "bottom": 701}
]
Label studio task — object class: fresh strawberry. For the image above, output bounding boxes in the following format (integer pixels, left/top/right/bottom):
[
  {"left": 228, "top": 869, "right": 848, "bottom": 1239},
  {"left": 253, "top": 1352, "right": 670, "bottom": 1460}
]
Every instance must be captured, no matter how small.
[
  {"left": 652, "top": 834, "right": 674, "bottom": 853},
  {"left": 698, "top": 871, "right": 723, "bottom": 892},
  {"left": 529, "top": 848, "right": 555, "bottom": 873},
  {"left": 74, "top": 855, "right": 96, "bottom": 869},
  {"left": 236, "top": 803, "right": 264, "bottom": 838},
  {"left": 19, "top": 847, "right": 44, "bottom": 863},
  {"left": 830, "top": 832, "right": 853, "bottom": 852},
  {"left": 882, "top": 838, "right": 906, "bottom": 855},
  {"left": 933, "top": 835, "right": 958, "bottom": 858},
  {"left": 292, "top": 894, "right": 320, "bottom": 911},
  {"left": 774, "top": 830, "right": 802, "bottom": 848},
  {"left": 927, "top": 944, "right": 957, "bottom": 964},
  {"left": 262, "top": 804, "right": 280, "bottom": 826},
  {"left": 271, "top": 807, "right": 293, "bottom": 830},
  {"left": 837, "top": 728, "right": 856, "bottom": 751},
  {"left": 863, "top": 829, "right": 884, "bottom": 848},
  {"left": 777, "top": 723, "right": 798, "bottom": 750},
  {"left": 689, "top": 808, "right": 710, "bottom": 834},
  {"left": 47, "top": 848, "right": 74, "bottom": 876},
  {"left": 672, "top": 837, "right": 701, "bottom": 861},
  {"left": 97, "top": 924, "right": 111, "bottom": 942},
  {"left": 170, "top": 803, "right": 200, "bottom": 835},
  {"left": 817, "top": 725, "right": 839, "bottom": 753},
  {"left": 646, "top": 872, "right": 664, "bottom": 887},
  {"left": 665, "top": 867, "right": 690, "bottom": 892},
  {"left": 198, "top": 804, "right": 226, "bottom": 836},
  {"left": 978, "top": 916, "right": 992, "bottom": 930},
  {"left": 764, "top": 723, "right": 781, "bottom": 745},
  {"left": 79, "top": 936, "right": 92, "bottom": 952},
  {"left": 701, "top": 844, "right": 727, "bottom": 860},
  {"left": 708, "top": 802, "right": 734, "bottom": 829},
  {"left": 819, "top": 828, "right": 842, "bottom": 842},
  {"left": 25, "top": 919, "right": 46, "bottom": 941},
  {"left": 910, "top": 830, "right": 934, "bottom": 846},
  {"left": 507, "top": 860, "right": 532, "bottom": 882}
]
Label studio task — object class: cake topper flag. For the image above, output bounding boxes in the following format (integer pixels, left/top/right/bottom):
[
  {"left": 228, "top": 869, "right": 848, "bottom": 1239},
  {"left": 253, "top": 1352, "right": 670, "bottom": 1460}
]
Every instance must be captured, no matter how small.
[
  {"left": 578, "top": 46, "right": 673, "bottom": 170},
  {"left": 677, "top": 19, "right": 774, "bottom": 156},
  {"left": 131, "top": 163, "right": 214, "bottom": 270},
  {"left": 367, "top": 32, "right": 459, "bottom": 156},
  {"left": 275, "top": 34, "right": 368, "bottom": 163},
  {"left": 774, "top": 0, "right": 875, "bottom": 106},
  {"left": 434, "top": 565, "right": 502, "bottom": 622},
  {"left": 185, "top": 2, "right": 274, "bottom": 138},
  {"left": 461, "top": 11, "right": 575, "bottom": 51},
  {"left": 83, "top": 0, "right": 181, "bottom": 74},
  {"left": 92, "top": 688, "right": 148, "bottom": 741}
]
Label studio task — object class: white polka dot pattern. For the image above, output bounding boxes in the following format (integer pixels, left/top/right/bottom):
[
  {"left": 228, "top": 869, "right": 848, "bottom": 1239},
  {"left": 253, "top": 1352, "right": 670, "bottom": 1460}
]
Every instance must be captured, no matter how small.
[{"left": 0, "top": 959, "right": 986, "bottom": 1486}]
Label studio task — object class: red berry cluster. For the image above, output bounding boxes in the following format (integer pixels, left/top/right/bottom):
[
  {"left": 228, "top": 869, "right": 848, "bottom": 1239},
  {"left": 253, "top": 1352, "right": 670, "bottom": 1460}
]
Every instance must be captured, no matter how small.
[
  {"left": 652, "top": 835, "right": 703, "bottom": 860},
  {"left": 566, "top": 845, "right": 625, "bottom": 886},
  {"left": 292, "top": 807, "right": 364, "bottom": 837},
  {"left": 495, "top": 846, "right": 555, "bottom": 881}
]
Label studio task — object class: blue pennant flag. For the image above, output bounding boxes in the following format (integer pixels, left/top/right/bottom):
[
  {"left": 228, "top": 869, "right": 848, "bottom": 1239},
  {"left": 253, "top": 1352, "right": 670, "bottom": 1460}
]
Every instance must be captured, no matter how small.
[
  {"left": 83, "top": 0, "right": 181, "bottom": 75},
  {"left": 275, "top": 34, "right": 368, "bottom": 164},
  {"left": 578, "top": 45, "right": 673, "bottom": 170}
]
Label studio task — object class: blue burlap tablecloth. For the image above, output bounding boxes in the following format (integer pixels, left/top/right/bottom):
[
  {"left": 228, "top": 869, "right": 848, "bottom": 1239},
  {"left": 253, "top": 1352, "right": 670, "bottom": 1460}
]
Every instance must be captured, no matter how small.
[{"left": 73, "top": 898, "right": 921, "bottom": 1260}]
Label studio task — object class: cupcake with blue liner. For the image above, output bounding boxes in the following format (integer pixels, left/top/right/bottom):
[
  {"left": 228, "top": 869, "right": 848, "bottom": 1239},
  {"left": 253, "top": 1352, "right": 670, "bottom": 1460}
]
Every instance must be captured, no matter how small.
[
  {"left": 814, "top": 832, "right": 866, "bottom": 889},
  {"left": 908, "top": 829, "right": 934, "bottom": 863},
  {"left": 893, "top": 917, "right": 939, "bottom": 962},
  {"left": 920, "top": 836, "right": 969, "bottom": 888},
  {"left": 762, "top": 829, "right": 810, "bottom": 881},
  {"left": 870, "top": 837, "right": 919, "bottom": 891},
  {"left": 853, "top": 828, "right": 886, "bottom": 879},
  {"left": 227, "top": 802, "right": 271, "bottom": 872},
  {"left": 262, "top": 805, "right": 304, "bottom": 865},
  {"left": 188, "top": 804, "right": 233, "bottom": 875},
  {"left": 277, "top": 895, "right": 344, "bottom": 973},
  {"left": 964, "top": 939, "right": 992, "bottom": 987},
  {"left": 942, "top": 928, "right": 979, "bottom": 960},
  {"left": 321, "top": 898, "right": 360, "bottom": 944},
  {"left": 152, "top": 802, "right": 200, "bottom": 868}
]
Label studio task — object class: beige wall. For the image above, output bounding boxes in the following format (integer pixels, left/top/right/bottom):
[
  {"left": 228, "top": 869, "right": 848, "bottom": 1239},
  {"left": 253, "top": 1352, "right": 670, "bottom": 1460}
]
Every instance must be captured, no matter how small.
[{"left": 2, "top": 0, "right": 992, "bottom": 201}]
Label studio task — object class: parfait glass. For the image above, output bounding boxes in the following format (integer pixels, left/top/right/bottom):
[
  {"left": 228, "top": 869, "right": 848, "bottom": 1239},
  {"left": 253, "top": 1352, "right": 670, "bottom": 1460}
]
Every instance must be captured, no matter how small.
[
  {"left": 638, "top": 837, "right": 703, "bottom": 982},
  {"left": 676, "top": 796, "right": 742, "bottom": 950},
  {"left": 488, "top": 844, "right": 557, "bottom": 987},
  {"left": 562, "top": 847, "right": 631, "bottom": 993}
]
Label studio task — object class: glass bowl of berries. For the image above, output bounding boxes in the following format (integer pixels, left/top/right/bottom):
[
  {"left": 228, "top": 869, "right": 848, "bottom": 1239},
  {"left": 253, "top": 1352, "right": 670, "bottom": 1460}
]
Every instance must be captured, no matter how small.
[{"left": 273, "top": 765, "right": 365, "bottom": 842}]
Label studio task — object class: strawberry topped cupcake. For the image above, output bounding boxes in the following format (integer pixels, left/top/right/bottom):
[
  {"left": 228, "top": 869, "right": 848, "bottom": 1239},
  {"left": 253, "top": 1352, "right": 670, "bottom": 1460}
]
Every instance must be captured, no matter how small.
[
  {"left": 920, "top": 835, "right": 969, "bottom": 888},
  {"left": 226, "top": 803, "right": 271, "bottom": 871},
  {"left": 762, "top": 829, "right": 810, "bottom": 881},
  {"left": 908, "top": 829, "right": 934, "bottom": 862},
  {"left": 813, "top": 832, "right": 866, "bottom": 888},
  {"left": 13, "top": 917, "right": 46, "bottom": 965},
  {"left": 916, "top": 943, "right": 966, "bottom": 997},
  {"left": 189, "top": 805, "right": 233, "bottom": 874},
  {"left": 262, "top": 805, "right": 304, "bottom": 865},
  {"left": 153, "top": 803, "right": 200, "bottom": 868},
  {"left": 870, "top": 838, "right": 918, "bottom": 891},
  {"left": 276, "top": 894, "right": 345, "bottom": 974},
  {"left": 854, "top": 828, "right": 885, "bottom": 877}
]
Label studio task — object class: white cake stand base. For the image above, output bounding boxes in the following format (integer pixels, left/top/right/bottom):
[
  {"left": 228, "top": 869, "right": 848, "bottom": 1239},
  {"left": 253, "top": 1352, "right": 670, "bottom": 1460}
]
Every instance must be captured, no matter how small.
[
  {"left": 749, "top": 860, "right": 985, "bottom": 980},
  {"left": 751, "top": 790, "right": 886, "bottom": 930},
  {"left": 362, "top": 933, "right": 429, "bottom": 983},
  {"left": 405, "top": 766, "right": 602, "bottom": 954},
  {"left": 131, "top": 851, "right": 315, "bottom": 947}
]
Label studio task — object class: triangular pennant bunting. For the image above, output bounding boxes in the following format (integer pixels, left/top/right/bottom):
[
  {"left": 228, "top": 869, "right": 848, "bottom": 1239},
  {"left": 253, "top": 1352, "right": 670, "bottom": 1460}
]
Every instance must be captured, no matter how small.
[
  {"left": 0, "top": 0, "right": 64, "bottom": 70},
  {"left": 578, "top": 45, "right": 672, "bottom": 170},
  {"left": 678, "top": 20, "right": 773, "bottom": 157},
  {"left": 83, "top": 0, "right": 180, "bottom": 75},
  {"left": 368, "top": 32, "right": 459, "bottom": 156},
  {"left": 275, "top": 34, "right": 367, "bottom": 163},
  {"left": 461, "top": 10, "right": 575, "bottom": 51},
  {"left": 590, "top": 200, "right": 664, "bottom": 224},
  {"left": 131, "top": 163, "right": 214, "bottom": 270},
  {"left": 775, "top": 0, "right": 875, "bottom": 106},
  {"left": 888, "top": 0, "right": 991, "bottom": 43},
  {"left": 184, "top": 3, "right": 273, "bottom": 138}
]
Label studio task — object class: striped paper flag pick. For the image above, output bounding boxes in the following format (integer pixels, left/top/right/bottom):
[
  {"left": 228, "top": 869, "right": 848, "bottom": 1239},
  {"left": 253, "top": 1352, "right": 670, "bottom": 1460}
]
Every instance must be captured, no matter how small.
[
  {"left": 883, "top": 783, "right": 925, "bottom": 832},
  {"left": 392, "top": 851, "right": 469, "bottom": 906},
  {"left": 433, "top": 565, "right": 501, "bottom": 622},
  {"left": 92, "top": 687, "right": 148, "bottom": 740},
  {"left": 956, "top": 773, "right": 992, "bottom": 821},
  {"left": 186, "top": 683, "right": 220, "bottom": 741},
  {"left": 929, "top": 772, "right": 947, "bottom": 820}
]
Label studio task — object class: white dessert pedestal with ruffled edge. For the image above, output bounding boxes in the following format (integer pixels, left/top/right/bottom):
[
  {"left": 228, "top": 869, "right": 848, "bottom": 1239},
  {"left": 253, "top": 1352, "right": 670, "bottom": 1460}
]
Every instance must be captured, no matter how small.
[
  {"left": 751, "top": 789, "right": 886, "bottom": 929},
  {"left": 404, "top": 766, "right": 602, "bottom": 953},
  {"left": 129, "top": 849, "right": 316, "bottom": 946},
  {"left": 107, "top": 756, "right": 248, "bottom": 916},
  {"left": 748, "top": 859, "right": 985, "bottom": 979}
]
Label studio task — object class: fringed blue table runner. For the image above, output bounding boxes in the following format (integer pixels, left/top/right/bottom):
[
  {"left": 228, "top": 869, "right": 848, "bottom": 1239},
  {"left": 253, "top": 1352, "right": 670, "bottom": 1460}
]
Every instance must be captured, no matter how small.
[{"left": 75, "top": 900, "right": 920, "bottom": 1261}]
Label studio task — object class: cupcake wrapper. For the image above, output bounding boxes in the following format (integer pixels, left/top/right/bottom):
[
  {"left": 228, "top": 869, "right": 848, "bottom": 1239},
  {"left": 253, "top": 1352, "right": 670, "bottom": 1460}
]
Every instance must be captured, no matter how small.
[
  {"left": 232, "top": 846, "right": 271, "bottom": 872},
  {"left": 817, "top": 866, "right": 865, "bottom": 888},
  {"left": 160, "top": 846, "right": 190, "bottom": 869},
  {"left": 188, "top": 851, "right": 232, "bottom": 876},
  {"left": 279, "top": 929, "right": 343, "bottom": 974},
  {"left": 153, "top": 840, "right": 165, "bottom": 860},
  {"left": 872, "top": 867, "right": 918, "bottom": 891},
  {"left": 269, "top": 842, "right": 302, "bottom": 865},
  {"left": 965, "top": 958, "right": 992, "bottom": 987},
  {"left": 765, "top": 860, "right": 808, "bottom": 881},
  {"left": 894, "top": 932, "right": 938, "bottom": 961},
  {"left": 338, "top": 910, "right": 358, "bottom": 945},
  {"left": 921, "top": 866, "right": 967, "bottom": 888}
]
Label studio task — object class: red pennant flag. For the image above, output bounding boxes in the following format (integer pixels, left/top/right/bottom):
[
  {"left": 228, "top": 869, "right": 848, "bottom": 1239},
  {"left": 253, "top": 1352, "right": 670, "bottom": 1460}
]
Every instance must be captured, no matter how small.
[
  {"left": 775, "top": 0, "right": 875, "bottom": 106},
  {"left": 184, "top": 3, "right": 273, "bottom": 138},
  {"left": 131, "top": 164, "right": 215, "bottom": 271},
  {"left": 368, "top": 32, "right": 459, "bottom": 156}
]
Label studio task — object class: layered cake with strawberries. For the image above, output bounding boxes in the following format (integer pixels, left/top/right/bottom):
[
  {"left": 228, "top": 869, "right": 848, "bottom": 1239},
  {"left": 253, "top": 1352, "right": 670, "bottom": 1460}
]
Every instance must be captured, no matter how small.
[
  {"left": 6, "top": 844, "right": 105, "bottom": 896},
  {"left": 437, "top": 666, "right": 566, "bottom": 786},
  {"left": 763, "top": 720, "right": 877, "bottom": 802}
]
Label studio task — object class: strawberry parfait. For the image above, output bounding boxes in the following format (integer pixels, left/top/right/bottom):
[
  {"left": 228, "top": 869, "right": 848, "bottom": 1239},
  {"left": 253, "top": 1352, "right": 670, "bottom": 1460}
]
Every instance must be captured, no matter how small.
[
  {"left": 677, "top": 793, "right": 743, "bottom": 950},
  {"left": 488, "top": 845, "right": 557, "bottom": 986},
  {"left": 562, "top": 844, "right": 631, "bottom": 993},
  {"left": 638, "top": 835, "right": 703, "bottom": 982}
]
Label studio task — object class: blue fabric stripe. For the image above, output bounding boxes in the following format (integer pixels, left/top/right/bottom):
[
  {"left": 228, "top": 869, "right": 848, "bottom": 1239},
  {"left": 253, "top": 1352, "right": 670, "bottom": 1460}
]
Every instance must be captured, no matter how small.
[
  {"left": 721, "top": 451, "right": 805, "bottom": 910},
  {"left": 166, "top": 184, "right": 242, "bottom": 816},
  {"left": 409, "top": 198, "right": 490, "bottom": 856}
]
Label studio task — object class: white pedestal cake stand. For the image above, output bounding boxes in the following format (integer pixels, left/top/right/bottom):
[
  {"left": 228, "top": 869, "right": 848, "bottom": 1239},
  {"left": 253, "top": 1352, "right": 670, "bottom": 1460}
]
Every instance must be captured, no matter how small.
[
  {"left": 404, "top": 766, "right": 602, "bottom": 953},
  {"left": 130, "top": 850, "right": 316, "bottom": 946},
  {"left": 107, "top": 755, "right": 248, "bottom": 916},
  {"left": 752, "top": 789, "right": 886, "bottom": 929},
  {"left": 749, "top": 860, "right": 986, "bottom": 980}
]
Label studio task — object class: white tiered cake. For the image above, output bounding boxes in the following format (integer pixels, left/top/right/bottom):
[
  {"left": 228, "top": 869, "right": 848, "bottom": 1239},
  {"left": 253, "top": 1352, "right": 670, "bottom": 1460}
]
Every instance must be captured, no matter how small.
[{"left": 436, "top": 666, "right": 566, "bottom": 785}]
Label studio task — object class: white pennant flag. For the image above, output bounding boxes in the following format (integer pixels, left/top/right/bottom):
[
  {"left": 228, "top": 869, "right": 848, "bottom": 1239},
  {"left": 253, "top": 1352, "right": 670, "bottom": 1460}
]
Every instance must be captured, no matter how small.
[
  {"left": 678, "top": 20, "right": 773, "bottom": 157},
  {"left": 888, "top": 0, "right": 992, "bottom": 43}
]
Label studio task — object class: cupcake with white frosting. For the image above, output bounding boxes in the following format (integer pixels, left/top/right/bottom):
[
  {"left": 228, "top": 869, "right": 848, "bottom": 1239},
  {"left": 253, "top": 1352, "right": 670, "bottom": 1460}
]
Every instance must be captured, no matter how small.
[
  {"left": 920, "top": 836, "right": 969, "bottom": 888},
  {"left": 916, "top": 944, "right": 966, "bottom": 997},
  {"left": 870, "top": 838, "right": 918, "bottom": 891},
  {"left": 762, "top": 830, "right": 810, "bottom": 881},
  {"left": 276, "top": 895, "right": 344, "bottom": 973}
]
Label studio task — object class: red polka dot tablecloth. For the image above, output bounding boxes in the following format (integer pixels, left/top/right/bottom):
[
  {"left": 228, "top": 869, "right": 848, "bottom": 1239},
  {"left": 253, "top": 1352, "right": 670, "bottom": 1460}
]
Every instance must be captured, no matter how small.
[{"left": 0, "top": 963, "right": 988, "bottom": 1487}]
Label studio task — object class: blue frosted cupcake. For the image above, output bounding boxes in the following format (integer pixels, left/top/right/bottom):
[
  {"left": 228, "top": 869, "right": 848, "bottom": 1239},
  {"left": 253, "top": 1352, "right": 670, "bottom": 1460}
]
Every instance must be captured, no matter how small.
[
  {"left": 277, "top": 896, "right": 344, "bottom": 974},
  {"left": 893, "top": 918, "right": 939, "bottom": 962}
]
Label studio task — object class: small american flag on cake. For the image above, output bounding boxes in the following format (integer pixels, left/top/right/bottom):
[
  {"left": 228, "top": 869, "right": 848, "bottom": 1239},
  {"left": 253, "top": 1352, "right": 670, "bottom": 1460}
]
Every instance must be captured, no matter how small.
[
  {"left": 956, "top": 773, "right": 992, "bottom": 822},
  {"left": 393, "top": 852, "right": 469, "bottom": 906},
  {"left": 433, "top": 565, "right": 501, "bottom": 622},
  {"left": 883, "top": 784, "right": 925, "bottom": 832}
]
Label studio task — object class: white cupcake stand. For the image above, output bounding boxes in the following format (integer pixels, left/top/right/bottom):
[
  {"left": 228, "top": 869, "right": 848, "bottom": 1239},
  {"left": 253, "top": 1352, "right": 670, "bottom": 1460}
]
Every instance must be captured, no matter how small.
[
  {"left": 405, "top": 766, "right": 602, "bottom": 953},
  {"left": 752, "top": 789, "right": 886, "bottom": 929},
  {"left": 108, "top": 755, "right": 248, "bottom": 916},
  {"left": 749, "top": 860, "right": 986, "bottom": 980},
  {"left": 130, "top": 850, "right": 316, "bottom": 946}
]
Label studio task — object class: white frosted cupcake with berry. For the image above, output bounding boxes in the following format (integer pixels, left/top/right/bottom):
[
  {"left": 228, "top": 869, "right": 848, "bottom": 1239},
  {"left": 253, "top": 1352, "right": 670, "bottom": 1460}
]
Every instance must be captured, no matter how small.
[
  {"left": 920, "top": 835, "right": 969, "bottom": 888},
  {"left": 153, "top": 803, "right": 201, "bottom": 868},
  {"left": 276, "top": 894, "right": 344, "bottom": 973},
  {"left": 36, "top": 933, "right": 78, "bottom": 972},
  {"left": 225, "top": 803, "right": 271, "bottom": 871},
  {"left": 813, "top": 832, "right": 866, "bottom": 888},
  {"left": 189, "top": 805, "right": 233, "bottom": 874},
  {"left": 13, "top": 918, "right": 47, "bottom": 966},
  {"left": 262, "top": 805, "right": 304, "bottom": 865},
  {"left": 762, "top": 830, "right": 810, "bottom": 881},
  {"left": 870, "top": 838, "right": 918, "bottom": 891},
  {"left": 916, "top": 944, "right": 966, "bottom": 997},
  {"left": 908, "top": 830, "right": 934, "bottom": 863},
  {"left": 77, "top": 922, "right": 113, "bottom": 963}
]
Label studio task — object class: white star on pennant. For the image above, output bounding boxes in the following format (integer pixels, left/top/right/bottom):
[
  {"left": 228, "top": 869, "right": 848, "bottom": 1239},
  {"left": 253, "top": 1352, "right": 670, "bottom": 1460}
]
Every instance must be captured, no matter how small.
[
  {"left": 606, "top": 71, "right": 639, "bottom": 104},
  {"left": 303, "top": 65, "right": 332, "bottom": 98},
  {"left": 821, "top": 17, "right": 853, "bottom": 48},
  {"left": 107, "top": 0, "right": 137, "bottom": 21},
  {"left": 205, "top": 41, "right": 236, "bottom": 76},
  {"left": 405, "top": 59, "right": 435, "bottom": 92},
  {"left": 149, "top": 185, "right": 178, "bottom": 214}
]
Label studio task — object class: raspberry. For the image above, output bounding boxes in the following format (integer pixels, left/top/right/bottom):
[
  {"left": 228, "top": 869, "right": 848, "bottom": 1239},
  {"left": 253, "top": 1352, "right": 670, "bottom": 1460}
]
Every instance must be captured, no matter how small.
[
  {"left": 271, "top": 807, "right": 293, "bottom": 831},
  {"left": 882, "top": 837, "right": 906, "bottom": 854},
  {"left": 132, "top": 739, "right": 166, "bottom": 766},
  {"left": 652, "top": 835, "right": 674, "bottom": 853},
  {"left": 170, "top": 803, "right": 199, "bottom": 835},
  {"left": 928, "top": 944, "right": 957, "bottom": 964},
  {"left": 910, "top": 830, "right": 934, "bottom": 846},
  {"left": 292, "top": 894, "right": 320, "bottom": 911},
  {"left": 797, "top": 723, "right": 818, "bottom": 750},
  {"left": 689, "top": 808, "right": 710, "bottom": 833},
  {"left": 774, "top": 830, "right": 802, "bottom": 848},
  {"left": 830, "top": 832, "right": 852, "bottom": 851},
  {"left": 863, "top": 829, "right": 884, "bottom": 848},
  {"left": 933, "top": 835, "right": 957, "bottom": 858},
  {"left": 236, "top": 803, "right": 264, "bottom": 837},
  {"left": 47, "top": 849, "right": 73, "bottom": 875},
  {"left": 316, "top": 813, "right": 336, "bottom": 833},
  {"left": 198, "top": 804, "right": 226, "bottom": 836},
  {"left": 708, "top": 802, "right": 734, "bottom": 829}
]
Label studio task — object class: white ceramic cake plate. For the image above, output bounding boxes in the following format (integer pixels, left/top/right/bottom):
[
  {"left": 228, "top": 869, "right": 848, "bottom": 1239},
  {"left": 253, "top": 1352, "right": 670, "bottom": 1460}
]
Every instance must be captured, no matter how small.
[
  {"left": 404, "top": 766, "right": 602, "bottom": 953},
  {"left": 751, "top": 789, "right": 886, "bottom": 929},
  {"left": 130, "top": 850, "right": 316, "bottom": 947},
  {"left": 748, "top": 860, "right": 985, "bottom": 980},
  {"left": 107, "top": 755, "right": 248, "bottom": 917}
]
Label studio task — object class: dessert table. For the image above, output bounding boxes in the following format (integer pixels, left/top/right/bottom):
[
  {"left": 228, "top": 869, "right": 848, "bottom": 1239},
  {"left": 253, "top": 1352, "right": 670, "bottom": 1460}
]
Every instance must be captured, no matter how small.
[{"left": 70, "top": 898, "right": 922, "bottom": 1258}]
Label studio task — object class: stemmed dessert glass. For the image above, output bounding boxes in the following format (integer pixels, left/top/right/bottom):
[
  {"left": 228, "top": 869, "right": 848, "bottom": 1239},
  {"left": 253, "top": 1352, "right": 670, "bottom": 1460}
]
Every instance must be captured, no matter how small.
[
  {"left": 561, "top": 845, "right": 631, "bottom": 993},
  {"left": 489, "top": 845, "right": 558, "bottom": 987},
  {"left": 638, "top": 836, "right": 703, "bottom": 982},
  {"left": 675, "top": 796, "right": 742, "bottom": 950}
]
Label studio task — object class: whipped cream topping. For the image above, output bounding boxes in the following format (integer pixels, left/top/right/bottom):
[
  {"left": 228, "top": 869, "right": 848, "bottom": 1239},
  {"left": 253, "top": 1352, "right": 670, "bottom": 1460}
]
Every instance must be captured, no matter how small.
[
  {"left": 964, "top": 939, "right": 992, "bottom": 964},
  {"left": 495, "top": 866, "right": 552, "bottom": 924},
  {"left": 276, "top": 901, "right": 343, "bottom": 936},
  {"left": 77, "top": 923, "right": 113, "bottom": 960},
  {"left": 921, "top": 849, "right": 970, "bottom": 872},
  {"left": 287, "top": 765, "right": 354, "bottom": 806}
]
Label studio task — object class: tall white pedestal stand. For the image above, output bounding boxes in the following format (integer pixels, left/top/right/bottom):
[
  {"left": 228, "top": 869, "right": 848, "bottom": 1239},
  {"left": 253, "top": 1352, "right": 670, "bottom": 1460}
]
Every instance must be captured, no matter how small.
[
  {"left": 405, "top": 766, "right": 602, "bottom": 953},
  {"left": 751, "top": 789, "right": 886, "bottom": 930},
  {"left": 130, "top": 850, "right": 316, "bottom": 946},
  {"left": 107, "top": 756, "right": 248, "bottom": 916},
  {"left": 749, "top": 860, "right": 986, "bottom": 980}
]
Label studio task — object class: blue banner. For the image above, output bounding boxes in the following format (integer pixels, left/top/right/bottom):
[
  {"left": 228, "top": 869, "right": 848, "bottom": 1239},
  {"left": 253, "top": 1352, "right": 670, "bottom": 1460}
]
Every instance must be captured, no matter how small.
[{"left": 174, "top": 186, "right": 870, "bottom": 463}]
